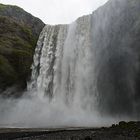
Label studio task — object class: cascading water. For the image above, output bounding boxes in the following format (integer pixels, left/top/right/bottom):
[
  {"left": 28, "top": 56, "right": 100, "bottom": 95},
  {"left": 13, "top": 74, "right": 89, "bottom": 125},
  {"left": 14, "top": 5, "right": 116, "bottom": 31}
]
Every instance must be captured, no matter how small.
[
  {"left": 0, "top": 0, "right": 140, "bottom": 128},
  {"left": 29, "top": 15, "right": 97, "bottom": 109},
  {"left": 29, "top": 0, "right": 140, "bottom": 119}
]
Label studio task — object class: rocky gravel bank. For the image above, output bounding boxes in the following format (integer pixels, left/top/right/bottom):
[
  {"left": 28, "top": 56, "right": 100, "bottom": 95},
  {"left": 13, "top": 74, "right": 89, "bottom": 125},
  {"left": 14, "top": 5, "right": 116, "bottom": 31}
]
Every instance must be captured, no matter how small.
[{"left": 0, "top": 121, "right": 140, "bottom": 140}]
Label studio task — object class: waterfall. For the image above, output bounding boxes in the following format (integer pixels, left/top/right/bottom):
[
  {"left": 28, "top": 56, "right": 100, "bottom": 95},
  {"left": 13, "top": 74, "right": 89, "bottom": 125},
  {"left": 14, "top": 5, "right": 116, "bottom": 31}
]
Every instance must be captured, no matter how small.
[
  {"left": 1, "top": 0, "right": 140, "bottom": 128},
  {"left": 29, "top": 15, "right": 98, "bottom": 109},
  {"left": 28, "top": 0, "right": 140, "bottom": 119}
]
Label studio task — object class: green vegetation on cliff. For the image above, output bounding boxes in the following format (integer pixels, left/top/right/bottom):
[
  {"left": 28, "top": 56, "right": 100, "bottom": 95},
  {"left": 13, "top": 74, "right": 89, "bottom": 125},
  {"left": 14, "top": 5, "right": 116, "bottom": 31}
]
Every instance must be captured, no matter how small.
[{"left": 0, "top": 4, "right": 45, "bottom": 95}]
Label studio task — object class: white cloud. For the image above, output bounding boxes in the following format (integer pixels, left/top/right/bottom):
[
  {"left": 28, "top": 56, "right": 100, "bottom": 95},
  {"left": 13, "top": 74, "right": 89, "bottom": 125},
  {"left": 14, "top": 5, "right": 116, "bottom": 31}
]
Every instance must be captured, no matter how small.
[{"left": 0, "top": 0, "right": 108, "bottom": 24}]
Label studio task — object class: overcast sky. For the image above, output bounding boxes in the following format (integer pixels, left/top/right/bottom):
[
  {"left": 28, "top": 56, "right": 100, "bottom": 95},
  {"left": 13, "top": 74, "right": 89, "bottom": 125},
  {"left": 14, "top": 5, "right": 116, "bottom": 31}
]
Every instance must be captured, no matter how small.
[{"left": 0, "top": 0, "right": 108, "bottom": 24}]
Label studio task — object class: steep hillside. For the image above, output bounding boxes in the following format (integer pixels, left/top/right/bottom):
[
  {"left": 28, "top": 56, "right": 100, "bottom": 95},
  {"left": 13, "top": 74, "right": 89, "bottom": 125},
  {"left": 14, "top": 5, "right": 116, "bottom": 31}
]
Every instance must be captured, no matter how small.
[
  {"left": 0, "top": 4, "right": 45, "bottom": 96},
  {"left": 0, "top": 4, "right": 44, "bottom": 38}
]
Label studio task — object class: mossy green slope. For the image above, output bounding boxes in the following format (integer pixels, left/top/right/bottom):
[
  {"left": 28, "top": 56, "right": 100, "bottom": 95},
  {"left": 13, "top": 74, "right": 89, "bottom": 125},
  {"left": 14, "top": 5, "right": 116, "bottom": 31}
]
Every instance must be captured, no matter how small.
[{"left": 0, "top": 4, "right": 45, "bottom": 96}]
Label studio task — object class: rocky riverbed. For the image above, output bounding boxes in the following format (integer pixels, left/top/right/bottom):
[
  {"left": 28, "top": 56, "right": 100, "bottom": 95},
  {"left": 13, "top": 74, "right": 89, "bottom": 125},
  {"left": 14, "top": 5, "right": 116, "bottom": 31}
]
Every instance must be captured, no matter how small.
[{"left": 0, "top": 121, "right": 140, "bottom": 140}]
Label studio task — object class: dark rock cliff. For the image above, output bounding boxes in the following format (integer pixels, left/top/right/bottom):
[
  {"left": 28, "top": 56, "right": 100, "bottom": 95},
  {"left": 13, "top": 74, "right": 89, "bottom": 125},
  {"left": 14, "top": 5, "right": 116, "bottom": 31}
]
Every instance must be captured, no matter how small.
[
  {"left": 89, "top": 0, "right": 140, "bottom": 116},
  {"left": 0, "top": 4, "right": 45, "bottom": 96}
]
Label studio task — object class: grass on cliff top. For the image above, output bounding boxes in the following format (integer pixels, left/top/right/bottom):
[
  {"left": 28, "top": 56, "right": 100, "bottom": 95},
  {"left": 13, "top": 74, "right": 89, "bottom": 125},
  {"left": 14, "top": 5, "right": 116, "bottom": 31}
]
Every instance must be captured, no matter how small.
[{"left": 0, "top": 3, "right": 24, "bottom": 12}]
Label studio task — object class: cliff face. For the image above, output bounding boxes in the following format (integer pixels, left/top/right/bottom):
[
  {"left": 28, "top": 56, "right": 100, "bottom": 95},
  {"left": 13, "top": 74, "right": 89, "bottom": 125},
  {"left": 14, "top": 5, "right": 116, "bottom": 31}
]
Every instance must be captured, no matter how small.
[
  {"left": 92, "top": 0, "right": 140, "bottom": 115},
  {"left": 0, "top": 4, "right": 45, "bottom": 96}
]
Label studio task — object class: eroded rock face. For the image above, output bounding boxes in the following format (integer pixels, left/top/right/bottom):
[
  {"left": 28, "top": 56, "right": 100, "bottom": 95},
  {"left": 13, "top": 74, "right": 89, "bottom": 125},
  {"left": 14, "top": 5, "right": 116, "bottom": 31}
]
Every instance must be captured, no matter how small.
[{"left": 0, "top": 4, "right": 45, "bottom": 96}]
